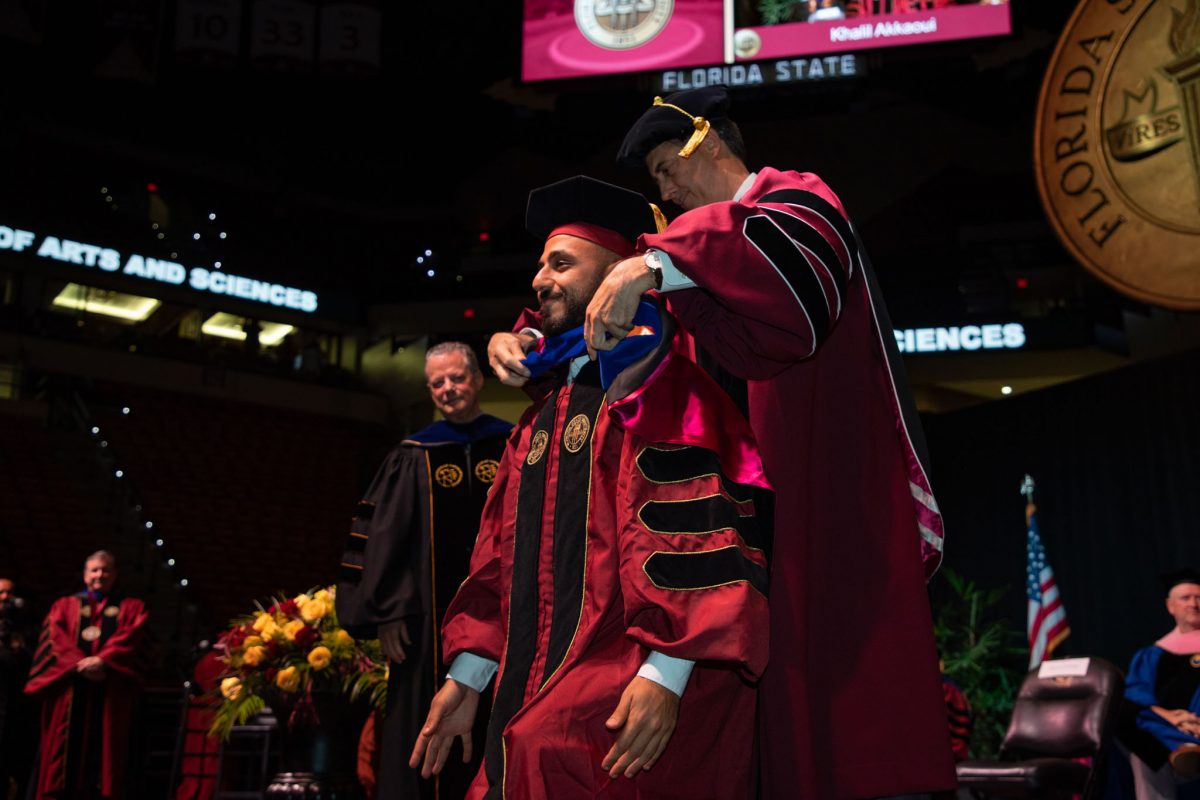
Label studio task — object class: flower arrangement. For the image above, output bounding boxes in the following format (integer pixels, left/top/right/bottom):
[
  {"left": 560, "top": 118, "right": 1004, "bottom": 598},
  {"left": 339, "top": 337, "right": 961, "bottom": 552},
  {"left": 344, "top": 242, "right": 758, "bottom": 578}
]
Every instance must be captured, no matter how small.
[{"left": 210, "top": 586, "right": 387, "bottom": 739}]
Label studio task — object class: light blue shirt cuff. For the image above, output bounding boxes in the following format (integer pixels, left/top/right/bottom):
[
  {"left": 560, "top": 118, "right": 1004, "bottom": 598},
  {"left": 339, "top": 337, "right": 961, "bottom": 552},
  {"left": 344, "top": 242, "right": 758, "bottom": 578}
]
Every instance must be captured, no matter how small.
[
  {"left": 637, "top": 651, "right": 695, "bottom": 697},
  {"left": 446, "top": 652, "right": 498, "bottom": 693},
  {"left": 647, "top": 249, "right": 696, "bottom": 292}
]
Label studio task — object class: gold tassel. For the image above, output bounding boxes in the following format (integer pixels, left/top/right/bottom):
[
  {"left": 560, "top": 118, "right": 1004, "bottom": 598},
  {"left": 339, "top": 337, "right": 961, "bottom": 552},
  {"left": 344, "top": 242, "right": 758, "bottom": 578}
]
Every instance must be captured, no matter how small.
[
  {"left": 652, "top": 96, "right": 710, "bottom": 159},
  {"left": 649, "top": 203, "right": 669, "bottom": 233}
]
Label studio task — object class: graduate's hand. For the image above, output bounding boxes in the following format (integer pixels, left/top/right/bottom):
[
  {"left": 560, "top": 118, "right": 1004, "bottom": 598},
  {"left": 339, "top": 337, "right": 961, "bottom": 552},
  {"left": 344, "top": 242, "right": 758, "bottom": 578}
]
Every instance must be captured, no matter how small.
[
  {"left": 602, "top": 676, "right": 679, "bottom": 779},
  {"left": 379, "top": 620, "right": 412, "bottom": 664},
  {"left": 585, "top": 257, "right": 656, "bottom": 358},
  {"left": 409, "top": 679, "right": 479, "bottom": 778},
  {"left": 76, "top": 656, "right": 106, "bottom": 681},
  {"left": 488, "top": 332, "right": 535, "bottom": 387}
]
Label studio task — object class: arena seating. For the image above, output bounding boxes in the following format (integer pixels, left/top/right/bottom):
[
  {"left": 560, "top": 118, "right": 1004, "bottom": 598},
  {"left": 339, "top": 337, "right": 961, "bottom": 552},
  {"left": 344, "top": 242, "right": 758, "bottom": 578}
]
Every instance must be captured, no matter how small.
[
  {"left": 0, "top": 411, "right": 96, "bottom": 601},
  {"left": 87, "top": 384, "right": 390, "bottom": 629},
  {"left": 0, "top": 386, "right": 390, "bottom": 632}
]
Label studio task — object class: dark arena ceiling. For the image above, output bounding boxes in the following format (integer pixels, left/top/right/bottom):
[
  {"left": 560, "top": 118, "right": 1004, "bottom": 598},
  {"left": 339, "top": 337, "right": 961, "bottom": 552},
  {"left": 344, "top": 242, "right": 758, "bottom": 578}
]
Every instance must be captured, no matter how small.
[{"left": 0, "top": 2, "right": 1082, "bottom": 308}]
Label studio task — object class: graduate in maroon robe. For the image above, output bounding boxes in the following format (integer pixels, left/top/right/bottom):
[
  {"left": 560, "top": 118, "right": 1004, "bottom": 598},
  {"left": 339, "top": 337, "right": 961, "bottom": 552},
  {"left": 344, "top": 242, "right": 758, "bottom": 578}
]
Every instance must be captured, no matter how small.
[
  {"left": 489, "top": 88, "right": 955, "bottom": 799},
  {"left": 25, "top": 551, "right": 150, "bottom": 800},
  {"left": 412, "top": 177, "right": 771, "bottom": 799}
]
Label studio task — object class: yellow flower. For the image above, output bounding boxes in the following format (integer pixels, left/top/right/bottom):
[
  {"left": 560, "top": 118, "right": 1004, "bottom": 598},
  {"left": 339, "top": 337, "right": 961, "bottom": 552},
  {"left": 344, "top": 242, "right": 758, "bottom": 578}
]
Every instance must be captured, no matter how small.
[
  {"left": 335, "top": 629, "right": 354, "bottom": 648},
  {"left": 252, "top": 612, "right": 272, "bottom": 632},
  {"left": 244, "top": 635, "right": 264, "bottom": 648},
  {"left": 315, "top": 588, "right": 333, "bottom": 604},
  {"left": 307, "top": 646, "right": 332, "bottom": 670},
  {"left": 242, "top": 645, "right": 267, "bottom": 667},
  {"left": 282, "top": 619, "right": 306, "bottom": 641},
  {"left": 258, "top": 618, "right": 279, "bottom": 639},
  {"left": 275, "top": 666, "right": 301, "bottom": 693},
  {"left": 300, "top": 599, "right": 328, "bottom": 623},
  {"left": 220, "top": 676, "right": 243, "bottom": 701},
  {"left": 293, "top": 593, "right": 312, "bottom": 607}
]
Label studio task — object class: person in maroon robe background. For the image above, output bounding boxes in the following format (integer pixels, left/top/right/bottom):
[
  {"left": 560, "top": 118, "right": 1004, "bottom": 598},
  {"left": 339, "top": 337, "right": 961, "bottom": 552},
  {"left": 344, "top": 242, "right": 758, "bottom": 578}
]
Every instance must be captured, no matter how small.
[
  {"left": 489, "top": 87, "right": 955, "bottom": 799},
  {"left": 25, "top": 550, "right": 150, "bottom": 800}
]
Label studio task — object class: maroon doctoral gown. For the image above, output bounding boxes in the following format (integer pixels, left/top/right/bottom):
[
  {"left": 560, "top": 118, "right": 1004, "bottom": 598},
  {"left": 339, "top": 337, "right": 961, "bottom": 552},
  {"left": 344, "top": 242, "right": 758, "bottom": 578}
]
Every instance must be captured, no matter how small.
[
  {"left": 443, "top": 309, "right": 772, "bottom": 799},
  {"left": 639, "top": 167, "right": 955, "bottom": 798},
  {"left": 25, "top": 593, "right": 149, "bottom": 800}
]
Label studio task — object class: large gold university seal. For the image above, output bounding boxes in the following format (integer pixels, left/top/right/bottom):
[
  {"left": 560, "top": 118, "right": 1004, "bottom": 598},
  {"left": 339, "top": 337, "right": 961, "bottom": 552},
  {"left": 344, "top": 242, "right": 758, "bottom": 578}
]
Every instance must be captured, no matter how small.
[
  {"left": 1036, "top": 0, "right": 1200, "bottom": 308},
  {"left": 563, "top": 414, "right": 591, "bottom": 453},
  {"left": 434, "top": 463, "right": 463, "bottom": 488},
  {"left": 527, "top": 431, "right": 549, "bottom": 465},
  {"left": 474, "top": 459, "right": 499, "bottom": 484}
]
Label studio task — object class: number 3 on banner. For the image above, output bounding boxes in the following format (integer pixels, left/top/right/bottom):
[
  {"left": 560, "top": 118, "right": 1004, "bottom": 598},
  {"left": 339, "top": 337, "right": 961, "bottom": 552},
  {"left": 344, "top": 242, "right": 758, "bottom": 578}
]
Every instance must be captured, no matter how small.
[{"left": 319, "top": 4, "right": 381, "bottom": 69}]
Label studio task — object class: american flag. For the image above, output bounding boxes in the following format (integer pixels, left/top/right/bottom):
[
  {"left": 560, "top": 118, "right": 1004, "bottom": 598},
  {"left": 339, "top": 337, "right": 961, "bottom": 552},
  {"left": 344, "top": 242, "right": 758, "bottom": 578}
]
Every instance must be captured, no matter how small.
[{"left": 1026, "top": 506, "right": 1070, "bottom": 668}]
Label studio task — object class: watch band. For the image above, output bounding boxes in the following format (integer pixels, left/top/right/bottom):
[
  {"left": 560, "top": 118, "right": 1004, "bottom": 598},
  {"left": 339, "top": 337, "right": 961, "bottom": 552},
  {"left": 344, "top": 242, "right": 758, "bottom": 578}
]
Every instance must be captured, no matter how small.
[{"left": 643, "top": 250, "right": 664, "bottom": 290}]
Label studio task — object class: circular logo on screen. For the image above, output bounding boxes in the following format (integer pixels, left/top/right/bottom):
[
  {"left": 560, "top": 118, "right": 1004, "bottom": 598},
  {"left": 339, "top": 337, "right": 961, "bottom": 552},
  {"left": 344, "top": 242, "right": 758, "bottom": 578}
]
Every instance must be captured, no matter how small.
[
  {"left": 733, "top": 29, "right": 761, "bottom": 59},
  {"left": 434, "top": 464, "right": 463, "bottom": 488},
  {"left": 1035, "top": 0, "right": 1200, "bottom": 309},
  {"left": 575, "top": 0, "right": 673, "bottom": 50}
]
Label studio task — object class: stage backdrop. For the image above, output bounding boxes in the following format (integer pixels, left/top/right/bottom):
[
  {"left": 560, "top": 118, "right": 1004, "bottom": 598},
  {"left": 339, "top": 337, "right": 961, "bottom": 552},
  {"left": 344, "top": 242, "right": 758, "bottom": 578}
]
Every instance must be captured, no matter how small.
[{"left": 923, "top": 346, "right": 1200, "bottom": 670}]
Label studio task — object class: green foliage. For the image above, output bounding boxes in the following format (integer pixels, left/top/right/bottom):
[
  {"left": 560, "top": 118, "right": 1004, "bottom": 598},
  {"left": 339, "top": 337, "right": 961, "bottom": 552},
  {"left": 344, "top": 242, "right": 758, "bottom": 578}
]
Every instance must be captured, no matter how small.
[
  {"left": 757, "top": 0, "right": 804, "bottom": 25},
  {"left": 209, "top": 690, "right": 267, "bottom": 741},
  {"left": 932, "top": 569, "right": 1027, "bottom": 758}
]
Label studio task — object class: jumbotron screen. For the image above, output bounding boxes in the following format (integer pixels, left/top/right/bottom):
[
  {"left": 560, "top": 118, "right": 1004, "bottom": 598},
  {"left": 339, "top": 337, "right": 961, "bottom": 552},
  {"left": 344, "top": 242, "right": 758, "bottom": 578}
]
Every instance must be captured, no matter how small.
[{"left": 523, "top": 0, "right": 1011, "bottom": 82}]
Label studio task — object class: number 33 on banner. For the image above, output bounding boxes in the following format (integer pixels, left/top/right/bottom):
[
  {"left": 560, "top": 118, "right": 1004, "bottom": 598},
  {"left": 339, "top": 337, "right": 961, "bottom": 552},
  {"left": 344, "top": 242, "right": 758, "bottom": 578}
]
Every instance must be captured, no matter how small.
[{"left": 251, "top": 0, "right": 316, "bottom": 68}]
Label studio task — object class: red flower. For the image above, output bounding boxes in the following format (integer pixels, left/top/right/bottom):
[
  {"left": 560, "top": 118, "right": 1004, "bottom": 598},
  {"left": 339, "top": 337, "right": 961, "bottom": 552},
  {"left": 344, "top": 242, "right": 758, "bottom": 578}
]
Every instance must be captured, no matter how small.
[
  {"left": 278, "top": 599, "right": 299, "bottom": 617},
  {"left": 265, "top": 640, "right": 282, "bottom": 659},
  {"left": 225, "top": 627, "right": 248, "bottom": 649},
  {"left": 295, "top": 626, "right": 319, "bottom": 648},
  {"left": 266, "top": 667, "right": 278, "bottom": 681}
]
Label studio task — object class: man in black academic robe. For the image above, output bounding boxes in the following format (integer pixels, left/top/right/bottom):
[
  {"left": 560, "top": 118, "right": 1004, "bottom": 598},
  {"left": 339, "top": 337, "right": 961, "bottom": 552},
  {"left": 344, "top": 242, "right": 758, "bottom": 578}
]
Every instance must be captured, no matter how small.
[{"left": 337, "top": 341, "right": 512, "bottom": 799}]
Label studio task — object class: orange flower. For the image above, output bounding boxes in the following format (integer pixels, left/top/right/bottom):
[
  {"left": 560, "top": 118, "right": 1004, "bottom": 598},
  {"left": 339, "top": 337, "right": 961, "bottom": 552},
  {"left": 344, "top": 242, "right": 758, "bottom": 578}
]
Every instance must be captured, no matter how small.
[
  {"left": 307, "top": 646, "right": 333, "bottom": 670},
  {"left": 282, "top": 619, "right": 306, "bottom": 641},
  {"left": 300, "top": 599, "right": 328, "bottom": 623},
  {"left": 275, "top": 666, "right": 301, "bottom": 693},
  {"left": 242, "top": 645, "right": 267, "bottom": 667}
]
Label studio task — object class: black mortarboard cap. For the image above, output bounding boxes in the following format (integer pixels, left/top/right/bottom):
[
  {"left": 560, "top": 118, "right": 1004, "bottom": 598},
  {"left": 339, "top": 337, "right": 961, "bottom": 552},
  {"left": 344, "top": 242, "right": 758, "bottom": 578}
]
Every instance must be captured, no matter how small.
[
  {"left": 1162, "top": 568, "right": 1200, "bottom": 593},
  {"left": 526, "top": 176, "right": 663, "bottom": 253},
  {"left": 616, "top": 86, "right": 733, "bottom": 168}
]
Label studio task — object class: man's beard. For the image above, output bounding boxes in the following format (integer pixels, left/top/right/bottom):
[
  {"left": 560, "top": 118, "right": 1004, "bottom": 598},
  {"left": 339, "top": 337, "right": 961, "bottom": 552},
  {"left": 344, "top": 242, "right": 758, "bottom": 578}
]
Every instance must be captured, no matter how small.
[{"left": 539, "top": 277, "right": 601, "bottom": 337}]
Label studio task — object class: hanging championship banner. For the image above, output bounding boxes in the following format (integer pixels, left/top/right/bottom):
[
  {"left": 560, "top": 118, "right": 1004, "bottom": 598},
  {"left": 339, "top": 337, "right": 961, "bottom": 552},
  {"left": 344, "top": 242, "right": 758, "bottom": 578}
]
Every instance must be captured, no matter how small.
[
  {"left": 94, "top": 0, "right": 161, "bottom": 82},
  {"left": 0, "top": 0, "right": 47, "bottom": 44},
  {"left": 250, "top": 0, "right": 316, "bottom": 72},
  {"left": 1035, "top": 0, "right": 1200, "bottom": 310},
  {"left": 175, "top": 0, "right": 242, "bottom": 68},
  {"left": 318, "top": 2, "right": 381, "bottom": 75}
]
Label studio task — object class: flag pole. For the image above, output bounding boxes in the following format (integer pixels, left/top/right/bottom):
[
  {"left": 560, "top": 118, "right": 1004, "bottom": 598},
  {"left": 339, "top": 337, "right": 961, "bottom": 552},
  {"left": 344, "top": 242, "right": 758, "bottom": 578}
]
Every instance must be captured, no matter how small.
[{"left": 1020, "top": 474, "right": 1036, "bottom": 525}]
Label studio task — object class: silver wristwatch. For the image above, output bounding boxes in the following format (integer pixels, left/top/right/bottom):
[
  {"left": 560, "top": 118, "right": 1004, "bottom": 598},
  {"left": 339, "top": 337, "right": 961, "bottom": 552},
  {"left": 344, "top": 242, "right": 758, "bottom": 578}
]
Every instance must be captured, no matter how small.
[{"left": 643, "top": 250, "right": 664, "bottom": 290}]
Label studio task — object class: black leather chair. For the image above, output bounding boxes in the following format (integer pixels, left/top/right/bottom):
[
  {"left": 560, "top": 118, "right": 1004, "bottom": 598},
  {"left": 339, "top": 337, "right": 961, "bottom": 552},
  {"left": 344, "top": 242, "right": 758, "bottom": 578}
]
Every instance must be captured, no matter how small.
[{"left": 957, "top": 657, "right": 1124, "bottom": 799}]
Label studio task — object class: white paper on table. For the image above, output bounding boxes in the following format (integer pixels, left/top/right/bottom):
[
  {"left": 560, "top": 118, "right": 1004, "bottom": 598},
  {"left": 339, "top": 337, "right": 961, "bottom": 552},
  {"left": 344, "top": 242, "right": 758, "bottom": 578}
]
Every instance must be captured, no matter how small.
[{"left": 1037, "top": 657, "right": 1090, "bottom": 678}]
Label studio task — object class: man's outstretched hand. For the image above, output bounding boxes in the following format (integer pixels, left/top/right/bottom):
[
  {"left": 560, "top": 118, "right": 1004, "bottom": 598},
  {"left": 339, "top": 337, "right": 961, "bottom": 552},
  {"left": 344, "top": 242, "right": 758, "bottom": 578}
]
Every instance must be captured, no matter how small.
[
  {"left": 585, "top": 256, "right": 657, "bottom": 358},
  {"left": 409, "top": 679, "right": 480, "bottom": 778},
  {"left": 601, "top": 676, "right": 680, "bottom": 779}
]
